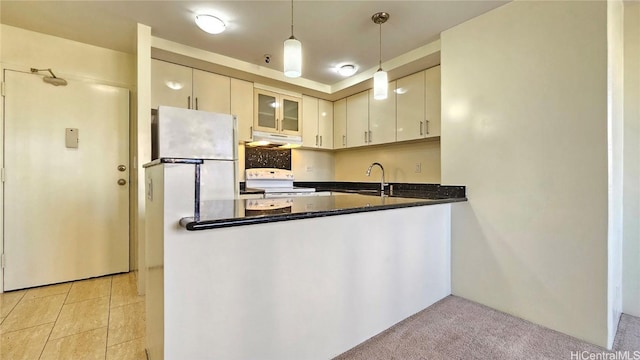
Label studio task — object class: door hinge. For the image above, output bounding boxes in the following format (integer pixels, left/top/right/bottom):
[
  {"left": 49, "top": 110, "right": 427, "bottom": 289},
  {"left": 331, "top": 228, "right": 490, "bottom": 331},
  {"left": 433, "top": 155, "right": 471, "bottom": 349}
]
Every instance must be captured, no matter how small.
[
  {"left": 1, "top": 254, "right": 5, "bottom": 269},
  {"left": 1, "top": 81, "right": 5, "bottom": 97}
]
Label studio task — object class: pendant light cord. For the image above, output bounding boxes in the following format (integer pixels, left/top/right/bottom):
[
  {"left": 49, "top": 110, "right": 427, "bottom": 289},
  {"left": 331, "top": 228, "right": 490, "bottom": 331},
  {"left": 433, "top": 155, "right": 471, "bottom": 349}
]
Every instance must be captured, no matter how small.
[
  {"left": 378, "top": 22, "right": 382, "bottom": 70},
  {"left": 290, "top": 0, "right": 295, "bottom": 38}
]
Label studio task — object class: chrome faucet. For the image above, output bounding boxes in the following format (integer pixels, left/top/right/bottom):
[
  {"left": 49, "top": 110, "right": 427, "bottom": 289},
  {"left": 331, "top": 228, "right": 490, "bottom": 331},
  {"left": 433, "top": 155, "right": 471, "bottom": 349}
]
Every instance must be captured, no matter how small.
[{"left": 366, "top": 162, "right": 387, "bottom": 193}]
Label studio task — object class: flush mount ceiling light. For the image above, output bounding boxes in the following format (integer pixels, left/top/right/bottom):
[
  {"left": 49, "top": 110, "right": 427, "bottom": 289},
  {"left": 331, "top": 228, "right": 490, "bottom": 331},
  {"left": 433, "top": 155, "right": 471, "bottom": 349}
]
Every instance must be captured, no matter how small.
[
  {"left": 337, "top": 64, "right": 358, "bottom": 77},
  {"left": 195, "top": 14, "right": 226, "bottom": 34},
  {"left": 283, "top": 0, "right": 302, "bottom": 78},
  {"left": 372, "top": 12, "right": 389, "bottom": 100}
]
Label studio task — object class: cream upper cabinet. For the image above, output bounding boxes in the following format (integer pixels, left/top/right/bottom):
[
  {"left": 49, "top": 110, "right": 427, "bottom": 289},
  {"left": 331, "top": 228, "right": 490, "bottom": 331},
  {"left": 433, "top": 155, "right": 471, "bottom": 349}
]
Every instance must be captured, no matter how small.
[
  {"left": 151, "top": 59, "right": 192, "bottom": 110},
  {"left": 317, "top": 99, "right": 334, "bottom": 149},
  {"left": 151, "top": 59, "right": 233, "bottom": 113},
  {"left": 302, "top": 96, "right": 318, "bottom": 147},
  {"left": 396, "top": 71, "right": 426, "bottom": 142},
  {"left": 333, "top": 99, "right": 347, "bottom": 149},
  {"left": 396, "top": 66, "right": 441, "bottom": 141},
  {"left": 303, "top": 96, "right": 333, "bottom": 149},
  {"left": 425, "top": 65, "right": 441, "bottom": 138},
  {"left": 231, "top": 78, "right": 254, "bottom": 142},
  {"left": 254, "top": 89, "right": 301, "bottom": 136},
  {"left": 192, "top": 69, "right": 230, "bottom": 113},
  {"left": 346, "top": 92, "right": 369, "bottom": 147},
  {"left": 368, "top": 81, "right": 397, "bottom": 145}
]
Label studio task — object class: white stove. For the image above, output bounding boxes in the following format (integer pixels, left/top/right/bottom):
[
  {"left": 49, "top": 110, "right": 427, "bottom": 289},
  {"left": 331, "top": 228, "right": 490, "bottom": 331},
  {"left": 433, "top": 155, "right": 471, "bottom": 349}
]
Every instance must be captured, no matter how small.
[{"left": 245, "top": 168, "right": 316, "bottom": 198}]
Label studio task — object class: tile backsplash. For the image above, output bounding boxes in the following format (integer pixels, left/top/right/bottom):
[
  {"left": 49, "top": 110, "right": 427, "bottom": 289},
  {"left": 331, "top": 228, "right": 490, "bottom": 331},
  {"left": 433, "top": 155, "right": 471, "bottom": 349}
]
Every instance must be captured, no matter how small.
[{"left": 245, "top": 147, "right": 291, "bottom": 170}]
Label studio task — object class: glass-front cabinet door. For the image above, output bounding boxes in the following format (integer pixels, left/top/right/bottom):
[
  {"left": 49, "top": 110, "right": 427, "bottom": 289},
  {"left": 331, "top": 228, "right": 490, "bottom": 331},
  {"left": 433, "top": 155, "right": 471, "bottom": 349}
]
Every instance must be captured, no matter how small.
[
  {"left": 254, "top": 89, "right": 301, "bottom": 136},
  {"left": 255, "top": 90, "right": 278, "bottom": 132},
  {"left": 280, "top": 95, "right": 301, "bottom": 135}
]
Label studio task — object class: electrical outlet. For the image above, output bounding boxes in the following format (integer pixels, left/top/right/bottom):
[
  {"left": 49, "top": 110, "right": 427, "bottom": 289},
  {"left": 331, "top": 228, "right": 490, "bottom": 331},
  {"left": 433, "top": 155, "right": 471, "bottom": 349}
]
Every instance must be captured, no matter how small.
[
  {"left": 414, "top": 163, "right": 422, "bottom": 173},
  {"left": 305, "top": 166, "right": 313, "bottom": 172}
]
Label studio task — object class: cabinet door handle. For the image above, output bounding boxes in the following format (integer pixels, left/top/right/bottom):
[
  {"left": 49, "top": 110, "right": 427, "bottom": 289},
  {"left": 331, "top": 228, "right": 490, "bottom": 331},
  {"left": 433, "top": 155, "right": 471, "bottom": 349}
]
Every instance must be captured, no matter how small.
[
  {"left": 195, "top": 97, "right": 199, "bottom": 110},
  {"left": 250, "top": 126, "right": 253, "bottom": 139},
  {"left": 420, "top": 121, "right": 424, "bottom": 136},
  {"left": 368, "top": 130, "right": 372, "bottom": 143},
  {"left": 364, "top": 131, "right": 367, "bottom": 143},
  {"left": 320, "top": 135, "right": 322, "bottom": 146},
  {"left": 426, "top": 120, "right": 430, "bottom": 135},
  {"left": 343, "top": 135, "right": 346, "bottom": 146},
  {"left": 276, "top": 118, "right": 279, "bottom": 131},
  {"left": 187, "top": 96, "right": 191, "bottom": 109},
  {"left": 315, "top": 135, "right": 319, "bottom": 146}
]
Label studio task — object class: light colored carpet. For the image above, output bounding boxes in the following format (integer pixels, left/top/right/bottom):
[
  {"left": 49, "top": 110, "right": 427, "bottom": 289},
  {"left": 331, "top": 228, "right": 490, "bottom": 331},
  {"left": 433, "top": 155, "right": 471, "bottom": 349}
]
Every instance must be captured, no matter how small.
[
  {"left": 334, "top": 295, "right": 640, "bottom": 360},
  {"left": 613, "top": 314, "right": 640, "bottom": 352}
]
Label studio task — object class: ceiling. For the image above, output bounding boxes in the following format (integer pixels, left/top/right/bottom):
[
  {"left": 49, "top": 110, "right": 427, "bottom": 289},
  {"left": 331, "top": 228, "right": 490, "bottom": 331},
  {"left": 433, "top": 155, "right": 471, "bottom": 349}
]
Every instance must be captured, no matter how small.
[{"left": 1, "top": 1, "right": 508, "bottom": 89}]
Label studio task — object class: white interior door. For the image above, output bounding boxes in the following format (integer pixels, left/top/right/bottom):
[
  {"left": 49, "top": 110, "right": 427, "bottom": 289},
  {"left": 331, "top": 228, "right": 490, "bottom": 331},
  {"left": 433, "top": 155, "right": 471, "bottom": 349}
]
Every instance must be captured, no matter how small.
[{"left": 3, "top": 69, "right": 130, "bottom": 291}]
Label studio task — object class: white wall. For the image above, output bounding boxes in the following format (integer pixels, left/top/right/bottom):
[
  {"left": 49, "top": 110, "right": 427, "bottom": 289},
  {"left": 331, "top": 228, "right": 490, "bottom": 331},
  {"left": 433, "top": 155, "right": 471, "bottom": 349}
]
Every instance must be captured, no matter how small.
[
  {"left": 0, "top": 25, "right": 136, "bottom": 292},
  {"left": 441, "top": 1, "right": 610, "bottom": 348},
  {"left": 136, "top": 24, "right": 152, "bottom": 295},
  {"left": 0, "top": 9, "right": 4, "bottom": 293},
  {"left": 292, "top": 149, "right": 335, "bottom": 181},
  {"left": 623, "top": 1, "right": 640, "bottom": 317},
  {"left": 607, "top": 0, "right": 624, "bottom": 347},
  {"left": 334, "top": 141, "right": 441, "bottom": 183},
  {"left": 1, "top": 25, "right": 134, "bottom": 86}
]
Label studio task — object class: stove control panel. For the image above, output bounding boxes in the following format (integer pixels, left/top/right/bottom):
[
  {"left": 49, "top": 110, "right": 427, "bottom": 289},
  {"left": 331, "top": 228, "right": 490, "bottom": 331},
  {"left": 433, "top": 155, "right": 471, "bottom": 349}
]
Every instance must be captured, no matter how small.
[{"left": 246, "top": 168, "right": 294, "bottom": 181}]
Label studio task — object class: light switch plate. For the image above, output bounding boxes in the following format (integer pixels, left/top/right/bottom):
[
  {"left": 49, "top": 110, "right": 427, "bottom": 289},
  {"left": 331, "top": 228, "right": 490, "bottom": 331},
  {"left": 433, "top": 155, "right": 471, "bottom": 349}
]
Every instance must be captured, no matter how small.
[{"left": 65, "top": 128, "right": 79, "bottom": 148}]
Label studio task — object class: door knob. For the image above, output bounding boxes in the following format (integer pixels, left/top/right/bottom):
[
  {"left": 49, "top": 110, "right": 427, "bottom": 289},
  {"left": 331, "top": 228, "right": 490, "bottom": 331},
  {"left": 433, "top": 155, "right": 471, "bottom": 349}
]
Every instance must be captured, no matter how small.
[
  {"left": 118, "top": 165, "right": 126, "bottom": 172},
  {"left": 117, "top": 179, "right": 127, "bottom": 186}
]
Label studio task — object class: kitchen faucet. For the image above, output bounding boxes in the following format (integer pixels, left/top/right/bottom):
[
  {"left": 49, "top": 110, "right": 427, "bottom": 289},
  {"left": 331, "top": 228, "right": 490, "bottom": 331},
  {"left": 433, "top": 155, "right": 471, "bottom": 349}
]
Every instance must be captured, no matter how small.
[{"left": 366, "top": 162, "right": 387, "bottom": 194}]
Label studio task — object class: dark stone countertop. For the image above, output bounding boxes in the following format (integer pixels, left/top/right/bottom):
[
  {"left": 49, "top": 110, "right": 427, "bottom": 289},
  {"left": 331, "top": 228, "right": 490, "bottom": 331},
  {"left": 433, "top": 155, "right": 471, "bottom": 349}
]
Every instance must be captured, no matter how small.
[
  {"left": 239, "top": 181, "right": 465, "bottom": 199},
  {"left": 180, "top": 191, "right": 466, "bottom": 231},
  {"left": 294, "top": 181, "right": 466, "bottom": 199}
]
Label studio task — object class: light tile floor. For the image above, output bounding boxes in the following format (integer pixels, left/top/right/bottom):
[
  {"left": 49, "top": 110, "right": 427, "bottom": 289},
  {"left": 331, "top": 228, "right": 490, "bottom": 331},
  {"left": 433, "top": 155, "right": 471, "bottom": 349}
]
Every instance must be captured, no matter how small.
[{"left": 0, "top": 272, "right": 146, "bottom": 360}]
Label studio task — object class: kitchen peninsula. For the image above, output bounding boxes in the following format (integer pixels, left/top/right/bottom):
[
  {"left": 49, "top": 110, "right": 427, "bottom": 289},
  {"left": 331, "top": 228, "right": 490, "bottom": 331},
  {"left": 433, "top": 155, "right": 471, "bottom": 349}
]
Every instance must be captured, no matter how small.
[{"left": 145, "top": 160, "right": 465, "bottom": 360}]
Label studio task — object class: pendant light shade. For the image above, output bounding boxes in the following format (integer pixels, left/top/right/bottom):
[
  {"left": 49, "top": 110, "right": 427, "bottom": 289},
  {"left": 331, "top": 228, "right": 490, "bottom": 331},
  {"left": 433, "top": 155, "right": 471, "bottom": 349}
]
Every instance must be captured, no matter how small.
[
  {"left": 284, "top": 0, "right": 302, "bottom": 78},
  {"left": 373, "top": 69, "right": 388, "bottom": 100},
  {"left": 284, "top": 37, "right": 302, "bottom": 78},
  {"left": 372, "top": 12, "right": 389, "bottom": 100}
]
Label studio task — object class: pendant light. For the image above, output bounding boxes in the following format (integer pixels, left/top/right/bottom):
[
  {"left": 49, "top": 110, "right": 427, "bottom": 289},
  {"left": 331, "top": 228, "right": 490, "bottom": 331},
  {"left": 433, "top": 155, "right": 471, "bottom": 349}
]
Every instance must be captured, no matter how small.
[
  {"left": 372, "top": 12, "right": 389, "bottom": 100},
  {"left": 284, "top": 0, "right": 302, "bottom": 78}
]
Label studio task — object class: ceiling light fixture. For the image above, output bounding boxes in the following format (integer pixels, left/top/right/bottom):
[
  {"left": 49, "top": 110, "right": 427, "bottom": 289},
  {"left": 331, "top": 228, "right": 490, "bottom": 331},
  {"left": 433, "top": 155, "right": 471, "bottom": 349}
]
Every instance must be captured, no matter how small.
[
  {"left": 372, "top": 12, "right": 389, "bottom": 100},
  {"left": 337, "top": 64, "right": 357, "bottom": 77},
  {"left": 283, "top": 0, "right": 302, "bottom": 78},
  {"left": 195, "top": 14, "right": 226, "bottom": 34}
]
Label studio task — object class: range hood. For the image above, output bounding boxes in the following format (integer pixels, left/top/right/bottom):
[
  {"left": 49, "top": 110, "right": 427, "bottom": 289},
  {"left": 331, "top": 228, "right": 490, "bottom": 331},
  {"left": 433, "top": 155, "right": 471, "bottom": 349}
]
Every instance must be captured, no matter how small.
[{"left": 246, "top": 130, "right": 302, "bottom": 148}]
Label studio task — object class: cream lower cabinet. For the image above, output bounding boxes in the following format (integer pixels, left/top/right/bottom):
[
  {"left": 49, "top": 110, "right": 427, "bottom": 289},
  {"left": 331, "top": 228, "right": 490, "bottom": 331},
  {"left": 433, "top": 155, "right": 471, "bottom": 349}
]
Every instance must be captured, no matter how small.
[
  {"left": 231, "top": 78, "right": 254, "bottom": 142},
  {"left": 333, "top": 99, "right": 347, "bottom": 149},
  {"left": 151, "top": 59, "right": 231, "bottom": 114},
  {"left": 302, "top": 96, "right": 333, "bottom": 149},
  {"left": 396, "top": 66, "right": 441, "bottom": 141}
]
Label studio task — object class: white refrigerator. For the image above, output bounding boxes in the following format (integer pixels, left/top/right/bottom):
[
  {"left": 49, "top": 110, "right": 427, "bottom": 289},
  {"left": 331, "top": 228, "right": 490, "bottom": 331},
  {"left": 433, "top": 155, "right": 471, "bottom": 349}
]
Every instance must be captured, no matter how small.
[
  {"left": 144, "top": 107, "right": 239, "bottom": 360},
  {"left": 152, "top": 105, "right": 239, "bottom": 200}
]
